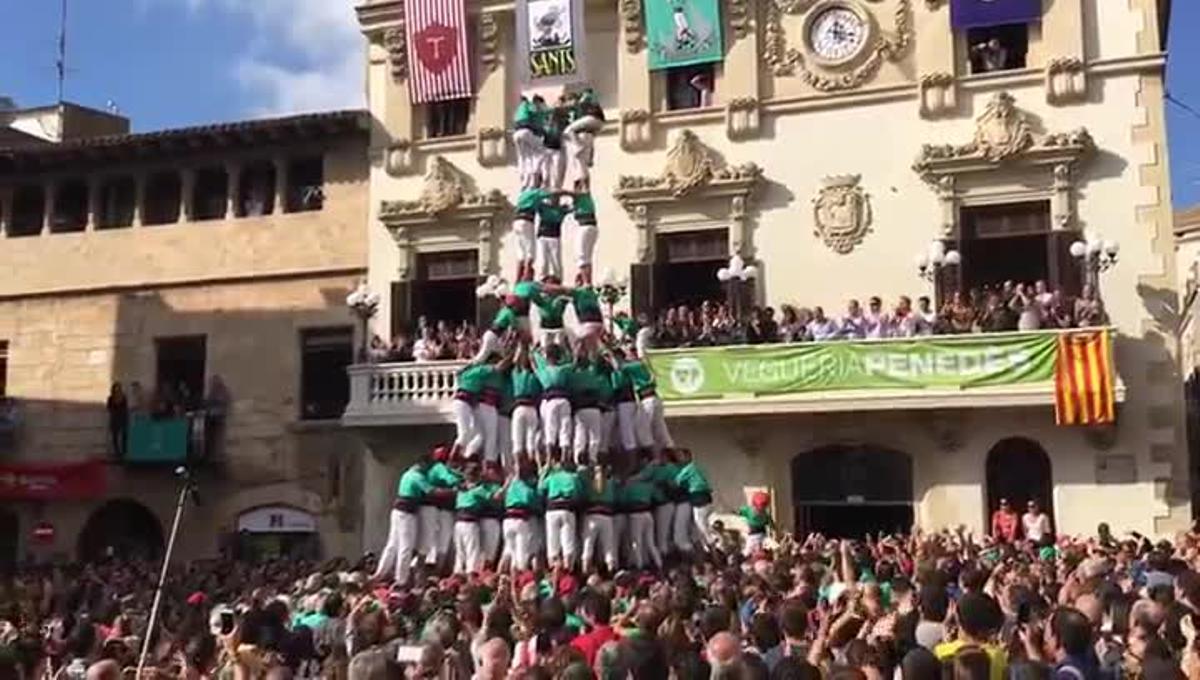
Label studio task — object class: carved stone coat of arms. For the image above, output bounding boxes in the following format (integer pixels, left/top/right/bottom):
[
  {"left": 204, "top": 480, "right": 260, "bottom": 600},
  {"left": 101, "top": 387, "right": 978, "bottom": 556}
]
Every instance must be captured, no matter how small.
[{"left": 813, "top": 174, "right": 872, "bottom": 254}]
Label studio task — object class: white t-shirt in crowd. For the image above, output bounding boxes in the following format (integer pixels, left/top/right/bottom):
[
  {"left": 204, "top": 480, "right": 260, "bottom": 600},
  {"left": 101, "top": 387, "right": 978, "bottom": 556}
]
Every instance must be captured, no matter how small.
[
  {"left": 1022, "top": 511, "right": 1051, "bottom": 542},
  {"left": 864, "top": 311, "right": 891, "bottom": 339},
  {"left": 808, "top": 318, "right": 839, "bottom": 341},
  {"left": 413, "top": 339, "right": 438, "bottom": 362}
]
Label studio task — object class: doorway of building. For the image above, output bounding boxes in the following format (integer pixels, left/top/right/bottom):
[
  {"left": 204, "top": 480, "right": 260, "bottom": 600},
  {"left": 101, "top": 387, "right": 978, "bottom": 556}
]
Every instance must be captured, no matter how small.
[
  {"left": 985, "top": 437, "right": 1054, "bottom": 526},
  {"left": 656, "top": 230, "right": 728, "bottom": 310},
  {"left": 0, "top": 508, "right": 17, "bottom": 573},
  {"left": 791, "top": 444, "right": 914, "bottom": 537},
  {"left": 78, "top": 500, "right": 164, "bottom": 562}
]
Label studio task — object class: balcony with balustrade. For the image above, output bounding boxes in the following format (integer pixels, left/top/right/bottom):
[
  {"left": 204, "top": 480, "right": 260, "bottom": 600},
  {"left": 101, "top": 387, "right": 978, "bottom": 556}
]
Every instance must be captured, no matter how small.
[{"left": 341, "top": 328, "right": 1125, "bottom": 427}]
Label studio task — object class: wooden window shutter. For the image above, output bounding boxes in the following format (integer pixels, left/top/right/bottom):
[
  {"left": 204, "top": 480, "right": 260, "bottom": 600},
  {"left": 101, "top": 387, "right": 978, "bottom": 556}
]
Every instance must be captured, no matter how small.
[
  {"left": 630, "top": 263, "right": 657, "bottom": 321},
  {"left": 1048, "top": 230, "right": 1083, "bottom": 297},
  {"left": 934, "top": 239, "right": 962, "bottom": 307},
  {"left": 390, "top": 281, "right": 412, "bottom": 337}
]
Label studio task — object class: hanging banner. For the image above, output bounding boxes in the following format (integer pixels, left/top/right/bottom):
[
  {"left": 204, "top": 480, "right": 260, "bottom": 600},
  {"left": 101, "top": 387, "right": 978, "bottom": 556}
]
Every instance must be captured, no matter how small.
[
  {"left": 517, "top": 0, "right": 587, "bottom": 86},
  {"left": 646, "top": 331, "right": 1065, "bottom": 400},
  {"left": 643, "top": 0, "right": 724, "bottom": 71},
  {"left": 127, "top": 415, "right": 190, "bottom": 463},
  {"left": 404, "top": 0, "right": 474, "bottom": 104},
  {"left": 950, "top": 0, "right": 1042, "bottom": 30},
  {"left": 0, "top": 460, "right": 107, "bottom": 500},
  {"left": 1055, "top": 329, "right": 1115, "bottom": 426}
]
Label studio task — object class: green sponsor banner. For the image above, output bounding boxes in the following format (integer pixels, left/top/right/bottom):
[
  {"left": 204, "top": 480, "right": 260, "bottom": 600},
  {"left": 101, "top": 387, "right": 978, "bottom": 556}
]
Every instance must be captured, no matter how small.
[
  {"left": 127, "top": 415, "right": 190, "bottom": 463},
  {"left": 644, "top": 0, "right": 724, "bottom": 70},
  {"left": 646, "top": 332, "right": 1060, "bottom": 400}
]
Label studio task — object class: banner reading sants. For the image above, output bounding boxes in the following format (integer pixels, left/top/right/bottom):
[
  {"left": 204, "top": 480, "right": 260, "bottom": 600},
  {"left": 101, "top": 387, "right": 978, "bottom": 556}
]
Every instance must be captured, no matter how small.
[{"left": 646, "top": 332, "right": 1063, "bottom": 400}]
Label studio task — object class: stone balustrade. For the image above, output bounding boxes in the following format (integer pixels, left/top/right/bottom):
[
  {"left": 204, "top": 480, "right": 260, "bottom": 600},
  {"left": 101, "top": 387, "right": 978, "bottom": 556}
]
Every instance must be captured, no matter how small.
[{"left": 344, "top": 360, "right": 467, "bottom": 426}]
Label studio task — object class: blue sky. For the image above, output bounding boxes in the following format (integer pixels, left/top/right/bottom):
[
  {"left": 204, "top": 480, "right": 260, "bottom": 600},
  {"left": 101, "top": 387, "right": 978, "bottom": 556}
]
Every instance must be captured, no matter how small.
[{"left": 1, "top": 1, "right": 1199, "bottom": 206}]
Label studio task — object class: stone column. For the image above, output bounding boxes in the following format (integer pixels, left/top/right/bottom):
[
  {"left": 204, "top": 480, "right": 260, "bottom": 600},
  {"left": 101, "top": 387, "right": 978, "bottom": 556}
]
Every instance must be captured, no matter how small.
[
  {"left": 273, "top": 158, "right": 288, "bottom": 215},
  {"left": 86, "top": 177, "right": 101, "bottom": 231},
  {"left": 42, "top": 180, "right": 56, "bottom": 234},
  {"left": 617, "top": 0, "right": 654, "bottom": 150},
  {"left": 225, "top": 162, "right": 241, "bottom": 219},
  {"left": 0, "top": 186, "right": 13, "bottom": 236},
  {"left": 179, "top": 169, "right": 195, "bottom": 223},
  {"left": 132, "top": 173, "right": 146, "bottom": 227}
]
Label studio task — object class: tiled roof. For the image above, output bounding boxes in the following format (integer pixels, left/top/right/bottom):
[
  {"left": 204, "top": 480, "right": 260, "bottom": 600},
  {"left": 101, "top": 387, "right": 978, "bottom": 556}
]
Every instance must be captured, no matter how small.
[{"left": 0, "top": 110, "right": 369, "bottom": 170}]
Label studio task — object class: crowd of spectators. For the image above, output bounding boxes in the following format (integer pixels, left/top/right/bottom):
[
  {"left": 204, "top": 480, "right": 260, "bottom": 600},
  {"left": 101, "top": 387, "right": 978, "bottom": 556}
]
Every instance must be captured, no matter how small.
[
  {"left": 367, "top": 319, "right": 484, "bottom": 364},
  {"left": 5, "top": 519, "right": 1200, "bottom": 679},
  {"left": 649, "top": 281, "right": 1109, "bottom": 350}
]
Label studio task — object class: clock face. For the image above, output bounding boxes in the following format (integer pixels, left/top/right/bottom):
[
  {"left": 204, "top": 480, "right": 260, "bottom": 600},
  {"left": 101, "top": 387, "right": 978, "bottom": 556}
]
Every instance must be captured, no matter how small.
[{"left": 808, "top": 6, "right": 868, "bottom": 63}]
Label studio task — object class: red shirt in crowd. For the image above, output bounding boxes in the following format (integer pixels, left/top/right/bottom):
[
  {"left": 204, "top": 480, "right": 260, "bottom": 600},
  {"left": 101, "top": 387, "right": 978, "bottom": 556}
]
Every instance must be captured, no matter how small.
[
  {"left": 571, "top": 624, "right": 619, "bottom": 666},
  {"left": 991, "top": 509, "right": 1020, "bottom": 543}
]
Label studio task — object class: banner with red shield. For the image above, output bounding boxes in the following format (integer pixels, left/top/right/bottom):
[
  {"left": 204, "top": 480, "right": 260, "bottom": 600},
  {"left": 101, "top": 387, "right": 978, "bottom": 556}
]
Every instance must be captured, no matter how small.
[{"left": 405, "top": 0, "right": 474, "bottom": 104}]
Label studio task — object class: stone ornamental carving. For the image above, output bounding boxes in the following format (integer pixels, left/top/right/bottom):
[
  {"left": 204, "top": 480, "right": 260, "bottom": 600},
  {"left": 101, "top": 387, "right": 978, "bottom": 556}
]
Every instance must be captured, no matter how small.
[
  {"left": 479, "top": 13, "right": 501, "bottom": 73},
  {"left": 619, "top": 109, "right": 653, "bottom": 151},
  {"left": 972, "top": 92, "right": 1034, "bottom": 162},
  {"left": 763, "top": 0, "right": 912, "bottom": 91},
  {"left": 380, "top": 156, "right": 505, "bottom": 218},
  {"left": 912, "top": 92, "right": 1096, "bottom": 182},
  {"left": 617, "top": 130, "right": 763, "bottom": 198},
  {"left": 382, "top": 26, "right": 407, "bottom": 80},
  {"left": 619, "top": 0, "right": 644, "bottom": 53},
  {"left": 728, "top": 0, "right": 751, "bottom": 40},
  {"left": 812, "top": 174, "right": 872, "bottom": 254},
  {"left": 918, "top": 72, "right": 956, "bottom": 118},
  {"left": 725, "top": 97, "right": 761, "bottom": 140},
  {"left": 385, "top": 139, "right": 415, "bottom": 177},
  {"left": 1046, "top": 57, "right": 1087, "bottom": 104}
]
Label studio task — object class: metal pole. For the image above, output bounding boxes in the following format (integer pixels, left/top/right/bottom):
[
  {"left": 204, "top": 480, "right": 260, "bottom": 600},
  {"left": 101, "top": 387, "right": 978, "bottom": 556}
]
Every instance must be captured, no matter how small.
[
  {"left": 359, "top": 313, "right": 369, "bottom": 362},
  {"left": 135, "top": 473, "right": 190, "bottom": 677}
]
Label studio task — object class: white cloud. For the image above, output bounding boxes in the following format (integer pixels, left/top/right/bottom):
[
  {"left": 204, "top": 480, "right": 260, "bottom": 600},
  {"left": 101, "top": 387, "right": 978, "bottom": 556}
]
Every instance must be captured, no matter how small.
[{"left": 151, "top": 0, "right": 365, "bottom": 116}]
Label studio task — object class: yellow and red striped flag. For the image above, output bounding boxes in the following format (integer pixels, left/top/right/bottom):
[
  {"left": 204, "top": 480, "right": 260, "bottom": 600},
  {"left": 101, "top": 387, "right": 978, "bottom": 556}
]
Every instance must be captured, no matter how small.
[{"left": 1054, "top": 329, "right": 1116, "bottom": 426}]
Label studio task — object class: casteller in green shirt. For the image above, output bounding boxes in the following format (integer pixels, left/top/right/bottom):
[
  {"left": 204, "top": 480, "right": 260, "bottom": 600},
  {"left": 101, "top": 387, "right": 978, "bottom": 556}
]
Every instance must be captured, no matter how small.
[
  {"left": 619, "top": 360, "right": 656, "bottom": 394},
  {"left": 458, "top": 364, "right": 498, "bottom": 396},
  {"left": 675, "top": 461, "right": 712, "bottom": 496},
  {"left": 738, "top": 506, "right": 772, "bottom": 534},
  {"left": 397, "top": 465, "right": 433, "bottom": 502},
  {"left": 505, "top": 476, "right": 541, "bottom": 511},
  {"left": 540, "top": 467, "right": 584, "bottom": 504}
]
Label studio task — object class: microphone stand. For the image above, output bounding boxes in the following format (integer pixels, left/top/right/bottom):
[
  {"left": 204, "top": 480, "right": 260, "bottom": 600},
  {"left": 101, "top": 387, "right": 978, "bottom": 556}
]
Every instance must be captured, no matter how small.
[{"left": 136, "top": 466, "right": 195, "bottom": 677}]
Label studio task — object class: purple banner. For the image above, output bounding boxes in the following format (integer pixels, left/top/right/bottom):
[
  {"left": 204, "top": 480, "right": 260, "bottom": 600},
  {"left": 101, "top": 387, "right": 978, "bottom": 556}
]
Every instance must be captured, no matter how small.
[{"left": 951, "top": 0, "right": 1042, "bottom": 29}]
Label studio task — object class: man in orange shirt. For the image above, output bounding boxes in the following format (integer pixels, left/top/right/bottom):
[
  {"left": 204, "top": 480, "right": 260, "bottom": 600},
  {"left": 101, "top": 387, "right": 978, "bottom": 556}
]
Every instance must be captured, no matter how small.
[{"left": 990, "top": 498, "right": 1020, "bottom": 543}]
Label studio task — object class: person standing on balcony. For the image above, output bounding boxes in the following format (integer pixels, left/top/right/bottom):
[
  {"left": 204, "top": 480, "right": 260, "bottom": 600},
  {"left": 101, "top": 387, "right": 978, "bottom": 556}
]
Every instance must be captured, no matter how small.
[
  {"left": 372, "top": 456, "right": 432, "bottom": 585},
  {"left": 106, "top": 383, "right": 129, "bottom": 458},
  {"left": 864, "top": 297, "right": 891, "bottom": 339},
  {"left": 534, "top": 345, "right": 575, "bottom": 464},
  {"left": 539, "top": 458, "right": 585, "bottom": 571},
  {"left": 510, "top": 344, "right": 542, "bottom": 470},
  {"left": 840, "top": 299, "right": 867, "bottom": 339},
  {"left": 580, "top": 465, "right": 618, "bottom": 574},
  {"left": 807, "top": 307, "right": 839, "bottom": 341},
  {"left": 673, "top": 448, "right": 714, "bottom": 556},
  {"left": 424, "top": 446, "right": 462, "bottom": 570}
]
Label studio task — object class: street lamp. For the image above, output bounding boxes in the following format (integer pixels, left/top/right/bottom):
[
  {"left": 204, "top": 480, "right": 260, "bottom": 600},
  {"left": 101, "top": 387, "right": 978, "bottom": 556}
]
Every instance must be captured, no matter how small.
[
  {"left": 717, "top": 255, "right": 758, "bottom": 321},
  {"left": 597, "top": 268, "right": 628, "bottom": 332},
  {"left": 345, "top": 280, "right": 381, "bottom": 363},
  {"left": 1069, "top": 234, "right": 1119, "bottom": 297},
  {"left": 915, "top": 240, "right": 961, "bottom": 282}
]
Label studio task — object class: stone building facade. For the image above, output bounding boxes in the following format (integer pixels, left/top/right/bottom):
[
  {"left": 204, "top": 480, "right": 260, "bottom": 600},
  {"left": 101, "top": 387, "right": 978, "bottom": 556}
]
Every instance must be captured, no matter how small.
[
  {"left": 348, "top": 0, "right": 1188, "bottom": 545},
  {"left": 0, "top": 108, "right": 371, "bottom": 564}
]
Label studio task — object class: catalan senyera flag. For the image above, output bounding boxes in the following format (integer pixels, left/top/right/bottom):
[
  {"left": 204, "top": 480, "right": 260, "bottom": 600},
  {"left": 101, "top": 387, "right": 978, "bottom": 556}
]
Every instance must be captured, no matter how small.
[
  {"left": 404, "top": 0, "right": 473, "bottom": 105},
  {"left": 1054, "top": 329, "right": 1116, "bottom": 426}
]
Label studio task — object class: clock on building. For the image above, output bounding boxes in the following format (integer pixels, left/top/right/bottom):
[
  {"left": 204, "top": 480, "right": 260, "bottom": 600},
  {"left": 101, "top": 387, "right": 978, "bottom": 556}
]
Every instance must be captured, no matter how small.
[{"left": 806, "top": 3, "right": 871, "bottom": 64}]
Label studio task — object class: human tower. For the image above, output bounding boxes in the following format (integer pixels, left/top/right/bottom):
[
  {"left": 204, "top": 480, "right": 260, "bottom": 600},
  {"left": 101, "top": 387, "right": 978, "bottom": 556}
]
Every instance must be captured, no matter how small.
[{"left": 371, "top": 90, "right": 751, "bottom": 584}]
